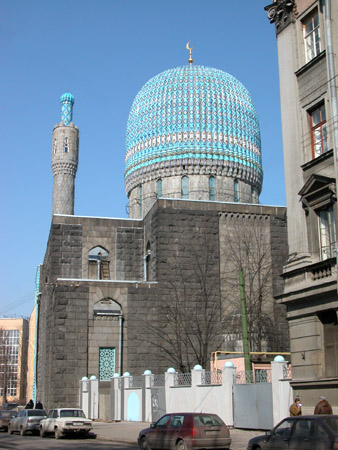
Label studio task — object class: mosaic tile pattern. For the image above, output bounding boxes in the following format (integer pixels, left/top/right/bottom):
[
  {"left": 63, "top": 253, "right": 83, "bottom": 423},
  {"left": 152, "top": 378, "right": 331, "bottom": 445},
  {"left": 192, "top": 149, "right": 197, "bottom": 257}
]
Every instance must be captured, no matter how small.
[
  {"left": 99, "top": 347, "right": 115, "bottom": 381},
  {"left": 125, "top": 65, "right": 262, "bottom": 192},
  {"left": 60, "top": 92, "right": 74, "bottom": 126}
]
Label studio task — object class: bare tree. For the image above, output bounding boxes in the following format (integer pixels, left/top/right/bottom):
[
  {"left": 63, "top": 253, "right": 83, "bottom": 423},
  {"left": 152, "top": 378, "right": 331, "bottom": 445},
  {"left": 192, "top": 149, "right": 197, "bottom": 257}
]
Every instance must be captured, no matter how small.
[
  {"left": 145, "top": 235, "right": 226, "bottom": 372},
  {"left": 220, "top": 214, "right": 288, "bottom": 353}
]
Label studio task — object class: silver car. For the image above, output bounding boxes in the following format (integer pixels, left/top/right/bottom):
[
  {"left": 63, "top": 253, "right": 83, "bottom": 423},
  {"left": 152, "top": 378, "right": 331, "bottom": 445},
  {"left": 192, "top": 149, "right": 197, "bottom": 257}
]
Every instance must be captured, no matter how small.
[{"left": 8, "top": 409, "right": 47, "bottom": 436}]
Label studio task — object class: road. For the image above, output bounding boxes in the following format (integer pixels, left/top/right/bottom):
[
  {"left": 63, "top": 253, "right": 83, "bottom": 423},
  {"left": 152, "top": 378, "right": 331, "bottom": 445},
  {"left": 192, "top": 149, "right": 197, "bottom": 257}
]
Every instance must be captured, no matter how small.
[{"left": 0, "top": 433, "right": 139, "bottom": 450}]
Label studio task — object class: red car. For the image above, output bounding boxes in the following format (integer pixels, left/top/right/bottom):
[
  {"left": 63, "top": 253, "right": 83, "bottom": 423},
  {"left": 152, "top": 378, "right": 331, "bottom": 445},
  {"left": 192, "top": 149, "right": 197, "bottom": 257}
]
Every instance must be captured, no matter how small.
[{"left": 138, "top": 412, "right": 231, "bottom": 450}]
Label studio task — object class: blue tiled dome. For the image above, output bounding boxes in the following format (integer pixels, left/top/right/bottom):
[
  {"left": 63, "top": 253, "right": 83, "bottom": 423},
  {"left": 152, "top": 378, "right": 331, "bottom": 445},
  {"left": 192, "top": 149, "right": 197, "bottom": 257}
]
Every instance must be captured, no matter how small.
[{"left": 125, "top": 65, "right": 262, "bottom": 195}]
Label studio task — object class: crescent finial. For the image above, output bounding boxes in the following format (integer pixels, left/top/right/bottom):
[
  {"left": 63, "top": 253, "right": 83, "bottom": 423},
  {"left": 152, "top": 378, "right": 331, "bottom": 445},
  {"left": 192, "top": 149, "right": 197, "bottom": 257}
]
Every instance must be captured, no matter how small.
[{"left": 186, "top": 41, "right": 194, "bottom": 65}]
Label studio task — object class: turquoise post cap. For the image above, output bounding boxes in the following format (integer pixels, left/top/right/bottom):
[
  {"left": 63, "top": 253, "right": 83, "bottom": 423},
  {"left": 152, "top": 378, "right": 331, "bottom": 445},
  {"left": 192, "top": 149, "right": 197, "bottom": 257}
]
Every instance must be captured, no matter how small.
[
  {"left": 167, "top": 367, "right": 176, "bottom": 373},
  {"left": 113, "top": 373, "right": 120, "bottom": 378},
  {"left": 123, "top": 371, "right": 131, "bottom": 376},
  {"left": 81, "top": 376, "right": 89, "bottom": 380},
  {"left": 144, "top": 370, "right": 152, "bottom": 375},
  {"left": 89, "top": 375, "right": 97, "bottom": 380},
  {"left": 193, "top": 364, "right": 203, "bottom": 370},
  {"left": 274, "top": 355, "right": 285, "bottom": 362},
  {"left": 224, "top": 361, "right": 235, "bottom": 368}
]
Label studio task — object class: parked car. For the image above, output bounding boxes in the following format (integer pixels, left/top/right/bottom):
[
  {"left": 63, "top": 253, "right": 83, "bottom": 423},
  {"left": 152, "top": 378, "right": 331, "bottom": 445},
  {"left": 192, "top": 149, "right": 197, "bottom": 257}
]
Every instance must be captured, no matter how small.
[
  {"left": 138, "top": 412, "right": 231, "bottom": 450},
  {"left": 8, "top": 409, "right": 47, "bottom": 436},
  {"left": 0, "top": 410, "right": 17, "bottom": 431},
  {"left": 247, "top": 415, "right": 338, "bottom": 450},
  {"left": 39, "top": 408, "right": 92, "bottom": 439}
]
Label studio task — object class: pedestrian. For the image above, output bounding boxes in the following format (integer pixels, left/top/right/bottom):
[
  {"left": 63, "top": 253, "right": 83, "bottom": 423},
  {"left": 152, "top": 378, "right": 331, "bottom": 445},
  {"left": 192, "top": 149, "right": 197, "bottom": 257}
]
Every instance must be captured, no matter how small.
[
  {"left": 35, "top": 400, "right": 43, "bottom": 409},
  {"left": 25, "top": 399, "right": 34, "bottom": 409},
  {"left": 289, "top": 397, "right": 302, "bottom": 416},
  {"left": 314, "top": 396, "right": 333, "bottom": 415}
]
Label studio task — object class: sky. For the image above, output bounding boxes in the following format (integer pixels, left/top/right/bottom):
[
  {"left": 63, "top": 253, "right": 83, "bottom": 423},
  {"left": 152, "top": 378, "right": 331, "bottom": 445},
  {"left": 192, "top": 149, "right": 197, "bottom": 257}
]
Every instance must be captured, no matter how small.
[{"left": 0, "top": 0, "right": 285, "bottom": 318}]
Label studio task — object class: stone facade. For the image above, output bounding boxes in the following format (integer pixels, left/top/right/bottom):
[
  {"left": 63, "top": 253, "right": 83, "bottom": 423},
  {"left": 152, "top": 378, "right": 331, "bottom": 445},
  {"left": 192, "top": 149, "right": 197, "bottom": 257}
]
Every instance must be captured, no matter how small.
[
  {"left": 37, "top": 199, "right": 288, "bottom": 410},
  {"left": 266, "top": 0, "right": 338, "bottom": 411}
]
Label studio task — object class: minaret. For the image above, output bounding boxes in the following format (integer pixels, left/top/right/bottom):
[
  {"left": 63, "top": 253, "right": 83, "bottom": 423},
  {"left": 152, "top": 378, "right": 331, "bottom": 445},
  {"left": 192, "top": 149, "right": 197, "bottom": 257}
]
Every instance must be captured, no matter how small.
[{"left": 51, "top": 93, "right": 79, "bottom": 215}]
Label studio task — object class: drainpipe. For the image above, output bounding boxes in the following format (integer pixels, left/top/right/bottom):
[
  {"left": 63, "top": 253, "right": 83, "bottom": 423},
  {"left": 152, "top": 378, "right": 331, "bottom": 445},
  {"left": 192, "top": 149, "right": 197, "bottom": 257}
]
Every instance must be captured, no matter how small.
[{"left": 323, "top": 0, "right": 338, "bottom": 291}]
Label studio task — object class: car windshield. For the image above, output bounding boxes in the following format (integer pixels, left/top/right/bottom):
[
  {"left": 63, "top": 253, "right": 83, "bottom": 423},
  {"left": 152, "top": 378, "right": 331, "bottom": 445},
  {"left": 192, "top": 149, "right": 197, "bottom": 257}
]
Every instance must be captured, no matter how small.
[
  {"left": 60, "top": 410, "right": 85, "bottom": 418},
  {"left": 321, "top": 417, "right": 338, "bottom": 434},
  {"left": 194, "top": 415, "right": 223, "bottom": 426},
  {"left": 28, "top": 410, "right": 46, "bottom": 416}
]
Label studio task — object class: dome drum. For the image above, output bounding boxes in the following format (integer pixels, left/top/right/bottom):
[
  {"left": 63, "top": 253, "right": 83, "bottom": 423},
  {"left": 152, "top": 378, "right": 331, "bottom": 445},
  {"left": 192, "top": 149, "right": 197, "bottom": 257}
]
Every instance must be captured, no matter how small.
[{"left": 125, "top": 65, "right": 263, "bottom": 218}]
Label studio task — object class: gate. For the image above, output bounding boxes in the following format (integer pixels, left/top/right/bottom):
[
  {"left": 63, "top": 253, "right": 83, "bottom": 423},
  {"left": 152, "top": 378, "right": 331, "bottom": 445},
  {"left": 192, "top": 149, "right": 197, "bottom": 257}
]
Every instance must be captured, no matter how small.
[{"left": 233, "top": 371, "right": 273, "bottom": 430}]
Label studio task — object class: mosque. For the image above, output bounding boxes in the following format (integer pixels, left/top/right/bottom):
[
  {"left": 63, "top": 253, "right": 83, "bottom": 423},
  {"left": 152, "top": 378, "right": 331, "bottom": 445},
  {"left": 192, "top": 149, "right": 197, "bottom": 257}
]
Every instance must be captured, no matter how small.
[{"left": 36, "top": 48, "right": 289, "bottom": 409}]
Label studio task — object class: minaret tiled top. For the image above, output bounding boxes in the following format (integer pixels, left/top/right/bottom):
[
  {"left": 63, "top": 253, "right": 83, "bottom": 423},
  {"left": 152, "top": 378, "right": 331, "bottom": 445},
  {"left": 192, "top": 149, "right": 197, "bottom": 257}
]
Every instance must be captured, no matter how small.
[{"left": 60, "top": 92, "right": 74, "bottom": 126}]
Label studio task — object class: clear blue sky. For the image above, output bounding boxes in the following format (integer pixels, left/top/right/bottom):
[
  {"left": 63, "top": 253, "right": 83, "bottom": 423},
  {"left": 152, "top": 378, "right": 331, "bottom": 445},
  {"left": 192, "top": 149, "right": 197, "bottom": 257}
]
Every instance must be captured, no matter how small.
[{"left": 0, "top": 0, "right": 285, "bottom": 318}]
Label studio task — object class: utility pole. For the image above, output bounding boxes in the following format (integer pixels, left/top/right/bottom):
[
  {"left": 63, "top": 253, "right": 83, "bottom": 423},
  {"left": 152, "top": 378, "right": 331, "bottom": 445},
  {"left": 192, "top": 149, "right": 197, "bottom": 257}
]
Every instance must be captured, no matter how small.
[{"left": 239, "top": 269, "right": 251, "bottom": 373}]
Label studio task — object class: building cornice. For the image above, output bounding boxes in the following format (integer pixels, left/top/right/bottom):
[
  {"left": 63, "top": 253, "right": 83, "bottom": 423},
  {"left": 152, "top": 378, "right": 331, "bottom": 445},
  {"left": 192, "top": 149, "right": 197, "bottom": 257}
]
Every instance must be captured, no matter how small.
[{"left": 264, "top": 0, "right": 298, "bottom": 34}]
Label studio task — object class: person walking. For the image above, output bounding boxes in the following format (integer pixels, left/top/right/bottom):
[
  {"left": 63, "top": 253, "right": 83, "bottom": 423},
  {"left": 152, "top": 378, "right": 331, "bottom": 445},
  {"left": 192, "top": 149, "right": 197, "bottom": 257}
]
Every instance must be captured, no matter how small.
[
  {"left": 314, "top": 396, "right": 333, "bottom": 414},
  {"left": 289, "top": 397, "right": 302, "bottom": 416},
  {"left": 35, "top": 400, "right": 43, "bottom": 409},
  {"left": 25, "top": 399, "right": 34, "bottom": 409}
]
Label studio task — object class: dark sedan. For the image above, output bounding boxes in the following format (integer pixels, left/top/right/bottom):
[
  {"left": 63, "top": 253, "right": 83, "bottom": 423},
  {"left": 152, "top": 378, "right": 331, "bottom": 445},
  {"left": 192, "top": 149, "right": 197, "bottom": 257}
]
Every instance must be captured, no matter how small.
[
  {"left": 138, "top": 412, "right": 231, "bottom": 450},
  {"left": 247, "top": 415, "right": 338, "bottom": 450}
]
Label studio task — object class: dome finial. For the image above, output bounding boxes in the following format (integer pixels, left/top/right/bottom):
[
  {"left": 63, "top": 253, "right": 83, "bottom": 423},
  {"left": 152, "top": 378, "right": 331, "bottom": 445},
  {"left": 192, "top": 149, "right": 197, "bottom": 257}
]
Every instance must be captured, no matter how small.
[{"left": 186, "top": 41, "right": 193, "bottom": 65}]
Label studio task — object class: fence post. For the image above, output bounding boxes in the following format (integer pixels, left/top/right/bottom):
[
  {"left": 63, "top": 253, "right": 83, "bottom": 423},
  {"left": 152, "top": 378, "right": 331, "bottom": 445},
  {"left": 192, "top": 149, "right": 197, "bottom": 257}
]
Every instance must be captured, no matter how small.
[
  {"left": 221, "top": 364, "right": 236, "bottom": 427},
  {"left": 143, "top": 371, "right": 153, "bottom": 422},
  {"left": 191, "top": 365, "right": 204, "bottom": 411},
  {"left": 80, "top": 377, "right": 90, "bottom": 419},
  {"left": 165, "top": 368, "right": 177, "bottom": 413},
  {"left": 271, "top": 358, "right": 291, "bottom": 425}
]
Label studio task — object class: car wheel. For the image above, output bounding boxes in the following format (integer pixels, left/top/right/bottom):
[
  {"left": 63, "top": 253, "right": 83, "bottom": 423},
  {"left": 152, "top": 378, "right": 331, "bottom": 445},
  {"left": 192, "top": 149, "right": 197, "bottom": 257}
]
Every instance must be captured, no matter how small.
[
  {"left": 40, "top": 427, "right": 46, "bottom": 437},
  {"left": 139, "top": 436, "right": 152, "bottom": 450},
  {"left": 20, "top": 427, "right": 26, "bottom": 436},
  {"left": 55, "top": 428, "right": 63, "bottom": 439},
  {"left": 8, "top": 426, "right": 12, "bottom": 435},
  {"left": 176, "top": 440, "right": 188, "bottom": 450}
]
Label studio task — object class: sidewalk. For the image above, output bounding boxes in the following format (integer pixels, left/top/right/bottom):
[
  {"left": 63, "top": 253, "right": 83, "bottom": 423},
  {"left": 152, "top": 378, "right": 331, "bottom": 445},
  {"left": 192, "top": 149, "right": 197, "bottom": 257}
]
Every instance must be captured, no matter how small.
[{"left": 92, "top": 421, "right": 263, "bottom": 450}]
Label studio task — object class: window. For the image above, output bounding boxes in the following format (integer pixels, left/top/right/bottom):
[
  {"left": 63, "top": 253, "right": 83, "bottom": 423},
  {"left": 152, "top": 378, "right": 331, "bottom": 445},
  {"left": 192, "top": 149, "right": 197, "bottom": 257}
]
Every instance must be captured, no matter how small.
[
  {"left": 319, "top": 206, "right": 336, "bottom": 260},
  {"left": 181, "top": 176, "right": 189, "bottom": 199},
  {"left": 139, "top": 184, "right": 142, "bottom": 217},
  {"left": 303, "top": 10, "right": 320, "bottom": 62},
  {"left": 156, "top": 179, "right": 162, "bottom": 198},
  {"left": 53, "top": 139, "right": 57, "bottom": 154},
  {"left": 0, "top": 330, "right": 19, "bottom": 398},
  {"left": 88, "top": 247, "right": 109, "bottom": 279},
  {"left": 310, "top": 104, "right": 328, "bottom": 158},
  {"left": 64, "top": 137, "right": 69, "bottom": 153},
  {"left": 234, "top": 179, "right": 239, "bottom": 202},
  {"left": 209, "top": 176, "right": 216, "bottom": 201}
]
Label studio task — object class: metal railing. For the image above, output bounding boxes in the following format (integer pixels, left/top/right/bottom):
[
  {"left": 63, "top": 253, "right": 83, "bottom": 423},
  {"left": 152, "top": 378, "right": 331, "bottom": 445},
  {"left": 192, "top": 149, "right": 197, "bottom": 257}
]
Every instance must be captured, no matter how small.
[
  {"left": 201, "top": 370, "right": 222, "bottom": 385},
  {"left": 129, "top": 376, "right": 144, "bottom": 388},
  {"left": 283, "top": 365, "right": 292, "bottom": 379},
  {"left": 235, "top": 369, "right": 272, "bottom": 384},
  {"left": 150, "top": 374, "right": 165, "bottom": 387},
  {"left": 174, "top": 372, "right": 192, "bottom": 386}
]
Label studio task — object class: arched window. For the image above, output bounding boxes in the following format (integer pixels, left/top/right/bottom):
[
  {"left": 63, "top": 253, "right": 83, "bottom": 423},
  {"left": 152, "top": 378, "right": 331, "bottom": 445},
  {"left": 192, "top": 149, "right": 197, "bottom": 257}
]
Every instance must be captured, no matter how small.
[
  {"left": 209, "top": 176, "right": 216, "bottom": 201},
  {"left": 181, "top": 176, "right": 189, "bottom": 199},
  {"left": 53, "top": 139, "right": 57, "bottom": 154},
  {"left": 64, "top": 137, "right": 69, "bottom": 153},
  {"left": 234, "top": 179, "right": 239, "bottom": 203},
  {"left": 88, "top": 246, "right": 109, "bottom": 280},
  {"left": 157, "top": 179, "right": 162, "bottom": 198},
  {"left": 139, "top": 185, "right": 143, "bottom": 217},
  {"left": 145, "top": 241, "right": 151, "bottom": 281}
]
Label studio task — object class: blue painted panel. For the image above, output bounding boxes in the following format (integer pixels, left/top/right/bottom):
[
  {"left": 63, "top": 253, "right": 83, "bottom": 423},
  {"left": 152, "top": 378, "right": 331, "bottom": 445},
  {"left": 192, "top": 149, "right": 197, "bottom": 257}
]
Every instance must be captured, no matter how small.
[{"left": 127, "top": 392, "right": 140, "bottom": 421}]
